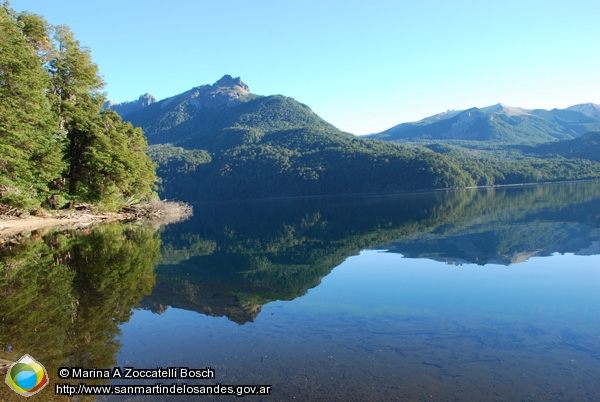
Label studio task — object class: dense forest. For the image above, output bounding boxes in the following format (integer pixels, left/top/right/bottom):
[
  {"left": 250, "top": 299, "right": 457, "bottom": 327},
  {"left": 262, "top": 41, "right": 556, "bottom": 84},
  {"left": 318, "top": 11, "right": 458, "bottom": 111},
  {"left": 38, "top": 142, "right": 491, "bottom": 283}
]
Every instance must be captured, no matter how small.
[
  {"left": 121, "top": 89, "right": 479, "bottom": 200},
  {"left": 0, "top": 3, "right": 157, "bottom": 211},
  {"left": 520, "top": 131, "right": 600, "bottom": 162},
  {"left": 132, "top": 87, "right": 600, "bottom": 202}
]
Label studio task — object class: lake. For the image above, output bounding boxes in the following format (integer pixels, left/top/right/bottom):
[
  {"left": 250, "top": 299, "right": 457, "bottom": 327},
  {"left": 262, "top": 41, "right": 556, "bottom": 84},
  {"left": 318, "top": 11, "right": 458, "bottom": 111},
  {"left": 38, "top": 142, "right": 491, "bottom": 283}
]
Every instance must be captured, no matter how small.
[{"left": 1, "top": 181, "right": 599, "bottom": 401}]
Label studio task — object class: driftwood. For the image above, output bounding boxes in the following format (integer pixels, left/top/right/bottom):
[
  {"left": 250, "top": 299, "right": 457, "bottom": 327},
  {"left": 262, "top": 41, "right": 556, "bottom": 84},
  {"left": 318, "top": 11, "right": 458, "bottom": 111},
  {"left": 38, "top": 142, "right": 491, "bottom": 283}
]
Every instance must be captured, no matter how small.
[
  {"left": 120, "top": 201, "right": 192, "bottom": 220},
  {"left": 0, "top": 203, "right": 21, "bottom": 217}
]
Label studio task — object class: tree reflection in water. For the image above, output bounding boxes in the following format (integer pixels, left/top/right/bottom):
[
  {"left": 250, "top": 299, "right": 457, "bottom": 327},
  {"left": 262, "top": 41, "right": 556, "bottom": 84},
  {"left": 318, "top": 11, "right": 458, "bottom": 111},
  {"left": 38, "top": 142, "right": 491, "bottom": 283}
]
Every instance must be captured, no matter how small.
[{"left": 0, "top": 223, "right": 160, "bottom": 401}]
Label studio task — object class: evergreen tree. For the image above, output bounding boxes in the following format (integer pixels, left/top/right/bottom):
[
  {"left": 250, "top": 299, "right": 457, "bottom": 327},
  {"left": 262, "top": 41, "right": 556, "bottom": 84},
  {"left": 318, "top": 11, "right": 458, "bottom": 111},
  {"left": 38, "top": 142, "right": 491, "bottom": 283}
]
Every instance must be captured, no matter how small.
[
  {"left": 47, "top": 24, "right": 157, "bottom": 207},
  {"left": 48, "top": 24, "right": 106, "bottom": 196},
  {"left": 0, "top": 4, "right": 64, "bottom": 207},
  {"left": 88, "top": 110, "right": 157, "bottom": 203},
  {"left": 17, "top": 11, "right": 53, "bottom": 59},
  {"left": 1, "top": 2, "right": 157, "bottom": 210}
]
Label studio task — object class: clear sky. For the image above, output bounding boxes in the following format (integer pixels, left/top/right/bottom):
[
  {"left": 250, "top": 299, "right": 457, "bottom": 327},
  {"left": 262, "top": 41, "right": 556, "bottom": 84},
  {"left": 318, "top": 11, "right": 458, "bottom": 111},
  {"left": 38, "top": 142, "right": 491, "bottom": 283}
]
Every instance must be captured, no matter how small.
[{"left": 8, "top": 0, "right": 600, "bottom": 135}]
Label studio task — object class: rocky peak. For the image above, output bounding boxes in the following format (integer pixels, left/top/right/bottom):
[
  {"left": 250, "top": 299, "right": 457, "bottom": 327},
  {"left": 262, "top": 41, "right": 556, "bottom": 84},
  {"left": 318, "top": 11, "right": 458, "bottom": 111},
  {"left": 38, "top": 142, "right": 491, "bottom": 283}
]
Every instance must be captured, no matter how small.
[
  {"left": 167, "top": 75, "right": 251, "bottom": 109},
  {"left": 104, "top": 93, "right": 157, "bottom": 117},
  {"left": 136, "top": 93, "right": 157, "bottom": 107},
  {"left": 565, "top": 103, "right": 600, "bottom": 119},
  {"left": 482, "top": 103, "right": 531, "bottom": 116},
  {"left": 215, "top": 75, "right": 249, "bottom": 92},
  {"left": 108, "top": 75, "right": 252, "bottom": 115}
]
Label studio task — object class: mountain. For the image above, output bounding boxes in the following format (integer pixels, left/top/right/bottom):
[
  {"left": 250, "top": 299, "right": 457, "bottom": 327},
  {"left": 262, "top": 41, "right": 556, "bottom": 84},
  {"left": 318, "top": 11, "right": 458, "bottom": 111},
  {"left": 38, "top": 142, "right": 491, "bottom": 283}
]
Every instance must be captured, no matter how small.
[
  {"left": 565, "top": 103, "right": 600, "bottom": 120},
  {"left": 124, "top": 76, "right": 332, "bottom": 150},
  {"left": 105, "top": 75, "right": 252, "bottom": 121},
  {"left": 110, "top": 75, "right": 478, "bottom": 201},
  {"left": 368, "top": 103, "right": 600, "bottom": 143},
  {"left": 108, "top": 78, "right": 600, "bottom": 200},
  {"left": 104, "top": 93, "right": 157, "bottom": 117}
]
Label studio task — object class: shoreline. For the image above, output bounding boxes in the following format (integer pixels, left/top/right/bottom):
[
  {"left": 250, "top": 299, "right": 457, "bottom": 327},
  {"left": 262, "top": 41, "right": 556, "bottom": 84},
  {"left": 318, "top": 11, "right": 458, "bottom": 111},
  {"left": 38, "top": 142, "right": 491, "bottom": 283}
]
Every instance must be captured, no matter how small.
[
  {"left": 185, "top": 178, "right": 600, "bottom": 205},
  {"left": 2, "top": 179, "right": 597, "bottom": 242},
  {"left": 0, "top": 201, "right": 192, "bottom": 244}
]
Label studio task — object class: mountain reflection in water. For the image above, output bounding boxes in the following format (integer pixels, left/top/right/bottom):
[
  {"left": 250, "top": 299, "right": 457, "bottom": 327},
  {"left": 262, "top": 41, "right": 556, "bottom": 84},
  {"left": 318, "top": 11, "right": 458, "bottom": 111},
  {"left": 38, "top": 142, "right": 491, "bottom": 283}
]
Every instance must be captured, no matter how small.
[
  {"left": 1, "top": 181, "right": 599, "bottom": 401},
  {"left": 142, "top": 181, "right": 600, "bottom": 324}
]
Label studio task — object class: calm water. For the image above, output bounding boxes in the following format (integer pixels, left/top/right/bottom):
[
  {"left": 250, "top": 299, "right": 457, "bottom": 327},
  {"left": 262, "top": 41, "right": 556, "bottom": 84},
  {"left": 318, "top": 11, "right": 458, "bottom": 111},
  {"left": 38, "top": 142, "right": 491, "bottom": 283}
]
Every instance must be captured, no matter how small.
[{"left": 2, "top": 182, "right": 600, "bottom": 401}]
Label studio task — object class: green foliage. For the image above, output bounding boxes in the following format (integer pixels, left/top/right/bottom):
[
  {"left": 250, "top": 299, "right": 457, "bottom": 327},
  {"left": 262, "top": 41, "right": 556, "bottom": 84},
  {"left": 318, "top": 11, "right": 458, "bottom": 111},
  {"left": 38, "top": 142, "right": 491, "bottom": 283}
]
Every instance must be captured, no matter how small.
[
  {"left": 16, "top": 11, "right": 53, "bottom": 59},
  {"left": 147, "top": 144, "right": 211, "bottom": 170},
  {"left": 69, "top": 110, "right": 157, "bottom": 208},
  {"left": 522, "top": 131, "right": 600, "bottom": 162},
  {"left": 0, "top": 222, "right": 160, "bottom": 400},
  {"left": 0, "top": 6, "right": 64, "bottom": 207},
  {"left": 130, "top": 82, "right": 600, "bottom": 202},
  {"left": 47, "top": 25, "right": 157, "bottom": 206},
  {"left": 134, "top": 94, "right": 478, "bottom": 201},
  {"left": 0, "top": 3, "right": 158, "bottom": 210},
  {"left": 147, "top": 144, "right": 211, "bottom": 196},
  {"left": 421, "top": 140, "right": 600, "bottom": 187}
]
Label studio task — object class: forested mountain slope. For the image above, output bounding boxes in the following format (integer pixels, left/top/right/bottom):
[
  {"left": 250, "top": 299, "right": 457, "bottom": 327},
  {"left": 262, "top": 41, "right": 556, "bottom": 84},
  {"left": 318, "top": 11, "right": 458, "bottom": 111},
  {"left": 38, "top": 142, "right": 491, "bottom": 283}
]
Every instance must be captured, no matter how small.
[
  {"left": 111, "top": 77, "right": 600, "bottom": 201},
  {"left": 127, "top": 77, "right": 475, "bottom": 200},
  {"left": 521, "top": 131, "right": 600, "bottom": 162}
]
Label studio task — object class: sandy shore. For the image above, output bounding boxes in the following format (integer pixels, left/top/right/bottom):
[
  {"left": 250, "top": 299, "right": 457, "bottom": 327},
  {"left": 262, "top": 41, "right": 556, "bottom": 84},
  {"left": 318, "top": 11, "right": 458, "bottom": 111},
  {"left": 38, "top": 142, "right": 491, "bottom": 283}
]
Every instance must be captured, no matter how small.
[
  {"left": 0, "top": 202, "right": 192, "bottom": 244},
  {"left": 0, "top": 212, "right": 130, "bottom": 241}
]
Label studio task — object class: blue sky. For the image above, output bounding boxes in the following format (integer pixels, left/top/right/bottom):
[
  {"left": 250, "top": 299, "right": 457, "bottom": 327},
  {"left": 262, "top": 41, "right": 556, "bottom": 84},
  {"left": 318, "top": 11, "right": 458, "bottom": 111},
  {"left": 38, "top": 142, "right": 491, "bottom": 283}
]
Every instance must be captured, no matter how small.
[{"left": 9, "top": 0, "right": 600, "bottom": 134}]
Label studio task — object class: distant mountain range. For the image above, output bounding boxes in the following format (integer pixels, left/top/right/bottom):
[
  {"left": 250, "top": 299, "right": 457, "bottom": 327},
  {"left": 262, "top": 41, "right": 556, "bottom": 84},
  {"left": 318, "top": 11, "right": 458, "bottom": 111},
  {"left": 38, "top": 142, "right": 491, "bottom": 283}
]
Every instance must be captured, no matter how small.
[
  {"left": 105, "top": 76, "right": 600, "bottom": 201},
  {"left": 108, "top": 83, "right": 600, "bottom": 145},
  {"left": 367, "top": 102, "right": 600, "bottom": 143}
]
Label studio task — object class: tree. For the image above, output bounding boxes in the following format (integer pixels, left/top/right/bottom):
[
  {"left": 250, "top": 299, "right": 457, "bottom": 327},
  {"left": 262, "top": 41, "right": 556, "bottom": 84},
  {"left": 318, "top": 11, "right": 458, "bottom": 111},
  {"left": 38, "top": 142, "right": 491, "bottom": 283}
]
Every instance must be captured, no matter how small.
[
  {"left": 1, "top": 3, "right": 157, "bottom": 211},
  {"left": 47, "top": 24, "right": 157, "bottom": 206},
  {"left": 0, "top": 4, "right": 64, "bottom": 207},
  {"left": 89, "top": 110, "right": 157, "bottom": 203},
  {"left": 48, "top": 24, "right": 104, "bottom": 195},
  {"left": 17, "top": 11, "right": 53, "bottom": 60}
]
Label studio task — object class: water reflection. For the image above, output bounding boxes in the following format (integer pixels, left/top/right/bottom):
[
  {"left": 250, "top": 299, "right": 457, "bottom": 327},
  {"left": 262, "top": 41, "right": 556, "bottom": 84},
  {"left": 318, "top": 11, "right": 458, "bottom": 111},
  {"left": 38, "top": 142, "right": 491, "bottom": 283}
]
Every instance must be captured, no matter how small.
[
  {"left": 381, "top": 184, "right": 600, "bottom": 265},
  {"left": 0, "top": 223, "right": 160, "bottom": 401},
  {"left": 143, "top": 181, "right": 600, "bottom": 323},
  {"left": 1, "top": 181, "right": 599, "bottom": 401}
]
